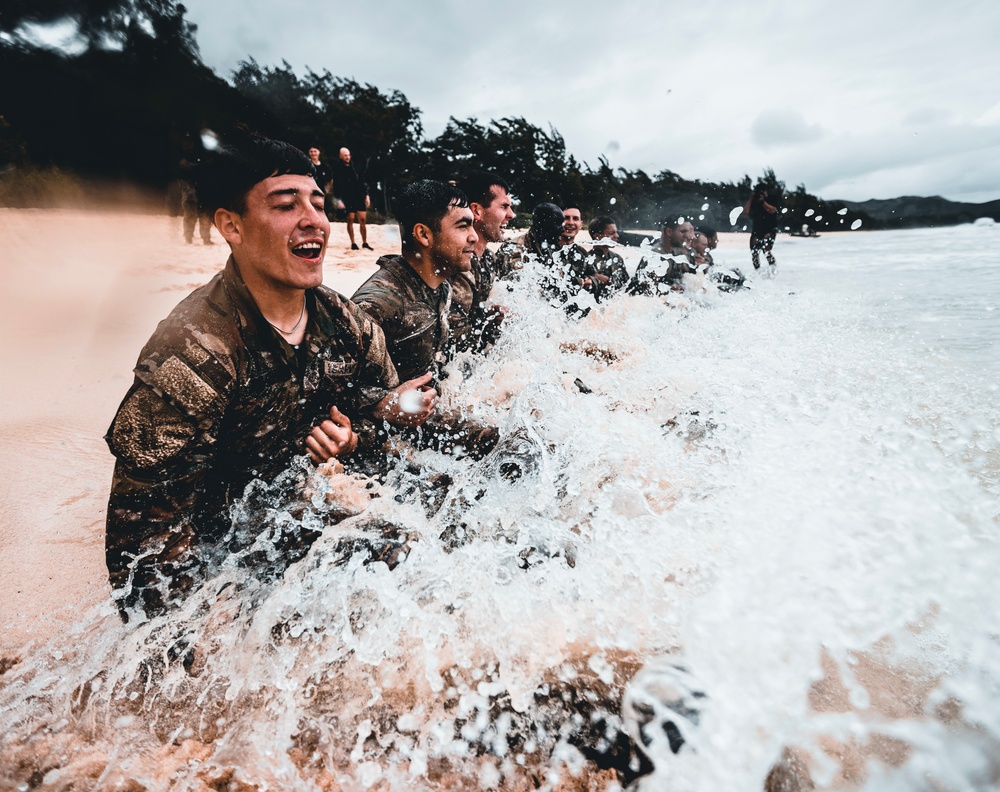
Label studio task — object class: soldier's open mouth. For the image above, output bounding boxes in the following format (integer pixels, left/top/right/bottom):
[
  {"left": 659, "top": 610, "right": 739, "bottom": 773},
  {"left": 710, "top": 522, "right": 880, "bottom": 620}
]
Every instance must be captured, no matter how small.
[{"left": 292, "top": 243, "right": 322, "bottom": 259}]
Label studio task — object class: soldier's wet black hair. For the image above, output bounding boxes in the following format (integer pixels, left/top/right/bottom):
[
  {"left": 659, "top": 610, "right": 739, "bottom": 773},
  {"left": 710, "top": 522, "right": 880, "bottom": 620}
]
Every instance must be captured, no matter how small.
[
  {"left": 458, "top": 171, "right": 511, "bottom": 208},
  {"left": 529, "top": 202, "right": 565, "bottom": 247},
  {"left": 395, "top": 180, "right": 470, "bottom": 251},
  {"left": 196, "top": 130, "right": 316, "bottom": 215},
  {"left": 697, "top": 225, "right": 718, "bottom": 239},
  {"left": 661, "top": 216, "right": 688, "bottom": 230},
  {"left": 588, "top": 215, "right": 617, "bottom": 239}
]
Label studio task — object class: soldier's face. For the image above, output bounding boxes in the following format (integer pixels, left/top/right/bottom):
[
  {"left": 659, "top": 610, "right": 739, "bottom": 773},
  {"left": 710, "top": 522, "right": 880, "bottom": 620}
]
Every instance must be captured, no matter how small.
[
  {"left": 594, "top": 223, "right": 618, "bottom": 243},
  {"left": 428, "top": 204, "right": 477, "bottom": 275},
  {"left": 671, "top": 222, "right": 694, "bottom": 247},
  {"left": 473, "top": 186, "right": 514, "bottom": 244},
  {"left": 562, "top": 208, "right": 582, "bottom": 240},
  {"left": 230, "top": 174, "right": 330, "bottom": 292},
  {"left": 691, "top": 232, "right": 708, "bottom": 256},
  {"left": 308, "top": 147, "right": 321, "bottom": 163}
]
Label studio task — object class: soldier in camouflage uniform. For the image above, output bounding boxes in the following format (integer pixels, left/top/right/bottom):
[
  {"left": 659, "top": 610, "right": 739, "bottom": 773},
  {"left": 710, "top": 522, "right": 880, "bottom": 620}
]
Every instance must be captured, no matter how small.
[
  {"left": 627, "top": 217, "right": 697, "bottom": 296},
  {"left": 105, "top": 134, "right": 436, "bottom": 620},
  {"left": 586, "top": 215, "right": 630, "bottom": 296},
  {"left": 352, "top": 180, "right": 499, "bottom": 458},
  {"left": 518, "top": 202, "right": 607, "bottom": 310},
  {"left": 447, "top": 172, "right": 515, "bottom": 354}
]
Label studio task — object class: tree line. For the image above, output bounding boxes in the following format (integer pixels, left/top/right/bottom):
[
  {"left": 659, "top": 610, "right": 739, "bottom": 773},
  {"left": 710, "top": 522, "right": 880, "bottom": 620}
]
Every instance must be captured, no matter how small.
[{"left": 1, "top": 0, "right": 877, "bottom": 232}]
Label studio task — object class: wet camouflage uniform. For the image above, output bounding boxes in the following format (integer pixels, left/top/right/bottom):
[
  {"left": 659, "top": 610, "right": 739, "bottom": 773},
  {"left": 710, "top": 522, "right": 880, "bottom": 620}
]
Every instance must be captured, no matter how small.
[
  {"left": 352, "top": 255, "right": 499, "bottom": 458},
  {"left": 627, "top": 245, "right": 694, "bottom": 296},
  {"left": 449, "top": 248, "right": 504, "bottom": 353},
  {"left": 353, "top": 255, "right": 452, "bottom": 383},
  {"left": 588, "top": 247, "right": 630, "bottom": 296},
  {"left": 535, "top": 241, "right": 612, "bottom": 310},
  {"left": 105, "top": 257, "right": 398, "bottom": 618}
]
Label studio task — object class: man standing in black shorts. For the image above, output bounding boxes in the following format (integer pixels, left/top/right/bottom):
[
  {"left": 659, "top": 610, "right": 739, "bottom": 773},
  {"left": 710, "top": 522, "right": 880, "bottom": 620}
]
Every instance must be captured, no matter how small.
[
  {"left": 333, "top": 147, "right": 372, "bottom": 251},
  {"left": 744, "top": 183, "right": 781, "bottom": 274}
]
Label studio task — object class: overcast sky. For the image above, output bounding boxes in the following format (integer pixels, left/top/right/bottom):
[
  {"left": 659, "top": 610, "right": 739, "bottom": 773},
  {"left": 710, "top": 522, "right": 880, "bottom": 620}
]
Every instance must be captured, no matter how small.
[{"left": 181, "top": 0, "right": 1000, "bottom": 203}]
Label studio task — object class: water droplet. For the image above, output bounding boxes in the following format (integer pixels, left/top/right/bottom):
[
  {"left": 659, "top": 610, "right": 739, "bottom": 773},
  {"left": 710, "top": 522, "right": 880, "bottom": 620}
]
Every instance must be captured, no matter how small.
[
  {"left": 200, "top": 129, "right": 220, "bottom": 151},
  {"left": 851, "top": 219, "right": 863, "bottom": 230},
  {"left": 609, "top": 197, "right": 617, "bottom": 205},
  {"left": 701, "top": 203, "right": 709, "bottom": 211},
  {"left": 729, "top": 206, "right": 743, "bottom": 226},
  {"left": 805, "top": 209, "right": 815, "bottom": 217},
  {"left": 837, "top": 208, "right": 848, "bottom": 215}
]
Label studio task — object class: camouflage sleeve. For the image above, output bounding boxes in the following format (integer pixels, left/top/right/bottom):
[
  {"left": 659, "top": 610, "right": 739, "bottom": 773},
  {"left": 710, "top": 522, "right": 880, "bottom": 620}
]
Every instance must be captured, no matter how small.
[
  {"left": 352, "top": 277, "right": 404, "bottom": 335},
  {"left": 349, "top": 300, "right": 399, "bottom": 410},
  {"left": 447, "top": 272, "right": 474, "bottom": 354},
  {"left": 105, "top": 331, "right": 236, "bottom": 617},
  {"left": 492, "top": 242, "right": 523, "bottom": 281}
]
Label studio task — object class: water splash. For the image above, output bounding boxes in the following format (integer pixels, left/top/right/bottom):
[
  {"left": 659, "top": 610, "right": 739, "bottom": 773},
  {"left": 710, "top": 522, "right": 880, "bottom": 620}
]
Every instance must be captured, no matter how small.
[{"left": 2, "top": 237, "right": 999, "bottom": 790}]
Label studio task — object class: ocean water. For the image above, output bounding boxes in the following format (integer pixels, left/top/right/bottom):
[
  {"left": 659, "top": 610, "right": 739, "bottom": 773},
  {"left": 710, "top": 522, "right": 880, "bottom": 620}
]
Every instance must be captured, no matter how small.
[{"left": 1, "top": 223, "right": 998, "bottom": 790}]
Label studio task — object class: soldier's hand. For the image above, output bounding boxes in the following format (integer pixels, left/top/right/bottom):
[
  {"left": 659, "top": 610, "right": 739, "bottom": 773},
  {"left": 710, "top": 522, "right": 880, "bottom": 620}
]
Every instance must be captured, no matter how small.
[
  {"left": 374, "top": 372, "right": 438, "bottom": 428},
  {"left": 306, "top": 406, "right": 359, "bottom": 463}
]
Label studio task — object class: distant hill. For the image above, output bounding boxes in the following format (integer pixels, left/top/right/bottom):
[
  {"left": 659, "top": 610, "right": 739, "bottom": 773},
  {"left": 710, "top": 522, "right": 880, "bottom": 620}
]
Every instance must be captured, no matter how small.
[{"left": 835, "top": 196, "right": 1000, "bottom": 229}]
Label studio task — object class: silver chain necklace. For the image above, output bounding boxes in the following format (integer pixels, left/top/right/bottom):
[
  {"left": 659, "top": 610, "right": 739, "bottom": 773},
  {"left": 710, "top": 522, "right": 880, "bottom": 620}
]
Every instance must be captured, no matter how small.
[{"left": 266, "top": 297, "right": 306, "bottom": 335}]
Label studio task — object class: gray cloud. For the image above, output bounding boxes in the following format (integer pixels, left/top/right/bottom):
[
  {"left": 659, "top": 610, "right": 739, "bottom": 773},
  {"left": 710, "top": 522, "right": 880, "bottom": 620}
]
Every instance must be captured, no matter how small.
[
  {"left": 751, "top": 110, "right": 825, "bottom": 149},
  {"left": 182, "top": 0, "right": 1000, "bottom": 203}
]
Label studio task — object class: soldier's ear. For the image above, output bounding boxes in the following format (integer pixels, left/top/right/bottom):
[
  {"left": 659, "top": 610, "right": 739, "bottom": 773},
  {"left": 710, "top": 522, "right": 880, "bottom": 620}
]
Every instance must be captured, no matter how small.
[
  {"left": 469, "top": 202, "right": 485, "bottom": 222},
  {"left": 215, "top": 208, "right": 243, "bottom": 245},
  {"left": 412, "top": 222, "right": 433, "bottom": 249}
]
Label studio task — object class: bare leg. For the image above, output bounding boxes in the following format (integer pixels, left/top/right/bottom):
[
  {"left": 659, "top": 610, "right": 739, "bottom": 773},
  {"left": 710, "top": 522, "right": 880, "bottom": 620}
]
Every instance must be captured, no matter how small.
[
  {"left": 358, "top": 212, "right": 368, "bottom": 244},
  {"left": 346, "top": 212, "right": 357, "bottom": 248},
  {"left": 198, "top": 214, "right": 213, "bottom": 245}
]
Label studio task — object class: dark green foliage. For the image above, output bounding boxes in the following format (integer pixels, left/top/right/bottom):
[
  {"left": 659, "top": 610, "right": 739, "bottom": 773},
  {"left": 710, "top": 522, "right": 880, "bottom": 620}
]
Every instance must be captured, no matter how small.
[
  {"left": 0, "top": 1, "right": 271, "bottom": 190},
  {"left": 230, "top": 60, "right": 424, "bottom": 215}
]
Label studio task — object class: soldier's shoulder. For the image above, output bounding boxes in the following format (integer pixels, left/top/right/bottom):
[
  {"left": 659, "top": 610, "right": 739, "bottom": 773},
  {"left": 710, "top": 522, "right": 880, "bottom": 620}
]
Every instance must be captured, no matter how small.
[
  {"left": 136, "top": 272, "right": 242, "bottom": 388},
  {"left": 147, "top": 272, "right": 231, "bottom": 339},
  {"left": 315, "top": 285, "right": 374, "bottom": 336},
  {"left": 352, "top": 257, "right": 409, "bottom": 315}
]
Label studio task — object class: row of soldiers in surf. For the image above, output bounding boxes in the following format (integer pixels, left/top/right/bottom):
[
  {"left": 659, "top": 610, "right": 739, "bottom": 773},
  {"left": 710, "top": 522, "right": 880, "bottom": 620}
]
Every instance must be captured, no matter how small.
[{"left": 105, "top": 132, "right": 741, "bottom": 620}]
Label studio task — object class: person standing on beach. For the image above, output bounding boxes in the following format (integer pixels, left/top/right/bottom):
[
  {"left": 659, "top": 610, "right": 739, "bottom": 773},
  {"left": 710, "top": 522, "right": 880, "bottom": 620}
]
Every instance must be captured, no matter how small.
[
  {"left": 307, "top": 146, "right": 333, "bottom": 219},
  {"left": 352, "top": 180, "right": 499, "bottom": 458},
  {"left": 178, "top": 133, "right": 213, "bottom": 245},
  {"left": 744, "top": 183, "right": 780, "bottom": 273},
  {"left": 104, "top": 133, "right": 435, "bottom": 621},
  {"left": 333, "top": 147, "right": 372, "bottom": 251},
  {"left": 449, "top": 171, "right": 515, "bottom": 353}
]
